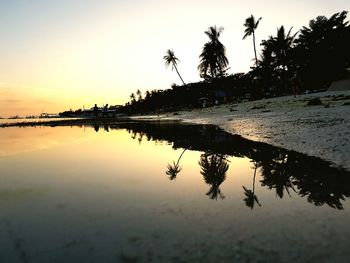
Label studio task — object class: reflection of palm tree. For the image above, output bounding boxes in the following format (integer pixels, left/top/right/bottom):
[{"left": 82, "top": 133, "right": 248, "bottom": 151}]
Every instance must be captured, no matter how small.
[
  {"left": 260, "top": 153, "right": 296, "bottom": 199},
  {"left": 243, "top": 162, "right": 261, "bottom": 209},
  {"left": 166, "top": 149, "right": 187, "bottom": 180},
  {"left": 164, "top": 49, "right": 186, "bottom": 85},
  {"left": 243, "top": 15, "right": 262, "bottom": 67},
  {"left": 199, "top": 153, "right": 229, "bottom": 200}
]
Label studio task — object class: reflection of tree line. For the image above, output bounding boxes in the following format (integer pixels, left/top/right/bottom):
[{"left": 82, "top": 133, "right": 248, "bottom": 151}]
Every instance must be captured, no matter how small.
[
  {"left": 166, "top": 150, "right": 261, "bottom": 207},
  {"left": 166, "top": 151, "right": 228, "bottom": 200},
  {"left": 92, "top": 122, "right": 350, "bottom": 210}
]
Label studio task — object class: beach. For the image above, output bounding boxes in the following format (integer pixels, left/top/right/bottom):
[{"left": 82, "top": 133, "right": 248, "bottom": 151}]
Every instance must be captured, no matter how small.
[
  {"left": 2, "top": 90, "right": 349, "bottom": 171},
  {"left": 132, "top": 90, "right": 350, "bottom": 171}
]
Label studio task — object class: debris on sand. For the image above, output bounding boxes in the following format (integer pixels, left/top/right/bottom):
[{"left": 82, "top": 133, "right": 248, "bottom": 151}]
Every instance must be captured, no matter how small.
[
  {"left": 306, "top": 98, "right": 323, "bottom": 106},
  {"left": 251, "top": 104, "right": 267, "bottom": 110}
]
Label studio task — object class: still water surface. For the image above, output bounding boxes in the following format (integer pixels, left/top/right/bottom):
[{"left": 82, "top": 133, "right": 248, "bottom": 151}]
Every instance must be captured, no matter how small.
[{"left": 1, "top": 122, "right": 350, "bottom": 262}]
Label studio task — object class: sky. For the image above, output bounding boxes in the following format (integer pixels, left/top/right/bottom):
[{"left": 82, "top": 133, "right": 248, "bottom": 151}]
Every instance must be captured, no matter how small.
[{"left": 0, "top": 0, "right": 349, "bottom": 117}]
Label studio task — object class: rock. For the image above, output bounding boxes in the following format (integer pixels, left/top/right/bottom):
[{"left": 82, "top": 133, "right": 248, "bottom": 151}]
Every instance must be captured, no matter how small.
[{"left": 306, "top": 98, "right": 323, "bottom": 106}]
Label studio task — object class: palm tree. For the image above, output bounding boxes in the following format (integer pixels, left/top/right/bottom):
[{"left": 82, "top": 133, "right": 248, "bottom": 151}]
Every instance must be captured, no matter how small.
[
  {"left": 272, "top": 26, "right": 296, "bottom": 67},
  {"left": 242, "top": 162, "right": 261, "bottom": 209},
  {"left": 136, "top": 89, "right": 142, "bottom": 101},
  {"left": 199, "top": 152, "right": 229, "bottom": 200},
  {"left": 243, "top": 15, "right": 262, "bottom": 67},
  {"left": 259, "top": 152, "right": 296, "bottom": 199},
  {"left": 163, "top": 49, "right": 186, "bottom": 85},
  {"left": 260, "top": 26, "right": 297, "bottom": 94},
  {"left": 166, "top": 149, "right": 187, "bottom": 180},
  {"left": 198, "top": 26, "right": 229, "bottom": 80}
]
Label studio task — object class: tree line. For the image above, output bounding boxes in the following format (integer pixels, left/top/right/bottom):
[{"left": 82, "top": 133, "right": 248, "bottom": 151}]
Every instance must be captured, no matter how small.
[
  {"left": 119, "top": 11, "right": 349, "bottom": 114},
  {"left": 57, "top": 11, "right": 348, "bottom": 117}
]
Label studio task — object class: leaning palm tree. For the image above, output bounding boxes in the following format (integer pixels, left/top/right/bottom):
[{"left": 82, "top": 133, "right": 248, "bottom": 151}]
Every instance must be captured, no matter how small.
[
  {"left": 198, "top": 26, "right": 229, "bottom": 80},
  {"left": 165, "top": 149, "right": 187, "bottom": 180},
  {"left": 163, "top": 49, "right": 186, "bottom": 85},
  {"left": 243, "top": 15, "right": 262, "bottom": 67},
  {"left": 242, "top": 161, "right": 261, "bottom": 209}
]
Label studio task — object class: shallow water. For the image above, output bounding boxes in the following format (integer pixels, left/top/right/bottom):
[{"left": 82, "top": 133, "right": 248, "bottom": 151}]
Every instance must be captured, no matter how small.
[
  {"left": 1, "top": 122, "right": 350, "bottom": 262},
  {"left": 0, "top": 117, "right": 80, "bottom": 125}
]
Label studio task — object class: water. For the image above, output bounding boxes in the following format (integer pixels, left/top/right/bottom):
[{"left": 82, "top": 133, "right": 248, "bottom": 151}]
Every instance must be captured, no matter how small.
[
  {"left": 1, "top": 122, "right": 350, "bottom": 262},
  {"left": 0, "top": 117, "right": 80, "bottom": 125}
]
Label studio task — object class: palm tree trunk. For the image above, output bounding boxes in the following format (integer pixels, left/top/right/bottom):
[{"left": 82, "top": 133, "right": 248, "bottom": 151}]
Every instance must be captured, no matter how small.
[
  {"left": 252, "top": 164, "right": 257, "bottom": 195},
  {"left": 174, "top": 65, "right": 186, "bottom": 86},
  {"left": 253, "top": 31, "right": 258, "bottom": 66},
  {"left": 176, "top": 149, "right": 187, "bottom": 167}
]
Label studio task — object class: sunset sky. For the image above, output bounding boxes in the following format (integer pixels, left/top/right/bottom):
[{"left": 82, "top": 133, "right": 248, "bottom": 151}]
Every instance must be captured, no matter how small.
[{"left": 0, "top": 0, "right": 348, "bottom": 117}]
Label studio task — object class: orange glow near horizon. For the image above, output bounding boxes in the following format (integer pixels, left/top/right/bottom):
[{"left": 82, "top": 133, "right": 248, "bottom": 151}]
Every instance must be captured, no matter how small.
[{"left": 0, "top": 0, "right": 349, "bottom": 117}]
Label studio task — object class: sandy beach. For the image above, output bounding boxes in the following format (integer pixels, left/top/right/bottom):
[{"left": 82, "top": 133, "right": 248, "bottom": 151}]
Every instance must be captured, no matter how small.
[{"left": 132, "top": 90, "right": 350, "bottom": 171}]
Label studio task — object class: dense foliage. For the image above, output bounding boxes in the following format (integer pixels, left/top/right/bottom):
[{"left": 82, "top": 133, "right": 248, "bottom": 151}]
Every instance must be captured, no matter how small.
[
  {"left": 61, "top": 11, "right": 350, "bottom": 116},
  {"left": 119, "top": 11, "right": 349, "bottom": 114}
]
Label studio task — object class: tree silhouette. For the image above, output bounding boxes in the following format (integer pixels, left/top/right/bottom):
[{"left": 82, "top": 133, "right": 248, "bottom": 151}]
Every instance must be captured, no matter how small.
[
  {"left": 260, "top": 26, "right": 297, "bottom": 93},
  {"left": 130, "top": 93, "right": 136, "bottom": 103},
  {"left": 164, "top": 49, "right": 186, "bottom": 85},
  {"left": 242, "top": 162, "right": 261, "bottom": 209},
  {"left": 166, "top": 149, "right": 187, "bottom": 180},
  {"left": 294, "top": 11, "right": 350, "bottom": 89},
  {"left": 243, "top": 15, "right": 262, "bottom": 67},
  {"left": 198, "top": 26, "right": 229, "bottom": 80},
  {"left": 199, "top": 152, "right": 229, "bottom": 200},
  {"left": 259, "top": 153, "right": 296, "bottom": 199},
  {"left": 136, "top": 89, "right": 142, "bottom": 101}
]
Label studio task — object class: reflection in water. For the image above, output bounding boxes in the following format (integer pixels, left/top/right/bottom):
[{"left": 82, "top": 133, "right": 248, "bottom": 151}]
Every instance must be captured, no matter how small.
[
  {"left": 5, "top": 121, "right": 350, "bottom": 209},
  {"left": 199, "top": 152, "right": 229, "bottom": 200},
  {"left": 243, "top": 162, "right": 261, "bottom": 209},
  {"left": 166, "top": 149, "right": 186, "bottom": 180},
  {"left": 259, "top": 153, "right": 296, "bottom": 199},
  {"left": 113, "top": 121, "right": 350, "bottom": 209},
  {"left": 2, "top": 121, "right": 350, "bottom": 262},
  {"left": 166, "top": 161, "right": 182, "bottom": 180}
]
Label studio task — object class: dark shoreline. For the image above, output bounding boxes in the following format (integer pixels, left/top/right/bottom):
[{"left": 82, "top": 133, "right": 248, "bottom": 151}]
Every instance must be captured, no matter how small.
[{"left": 0, "top": 117, "right": 157, "bottom": 128}]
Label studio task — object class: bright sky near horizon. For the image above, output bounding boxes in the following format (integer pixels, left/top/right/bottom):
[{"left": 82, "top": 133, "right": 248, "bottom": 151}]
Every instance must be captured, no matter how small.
[{"left": 0, "top": 0, "right": 349, "bottom": 117}]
